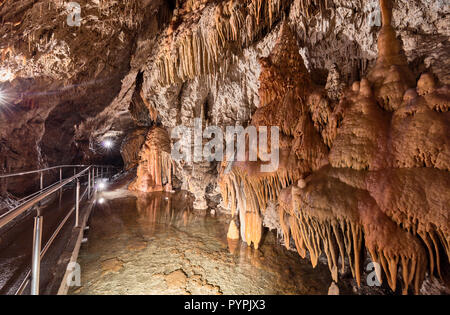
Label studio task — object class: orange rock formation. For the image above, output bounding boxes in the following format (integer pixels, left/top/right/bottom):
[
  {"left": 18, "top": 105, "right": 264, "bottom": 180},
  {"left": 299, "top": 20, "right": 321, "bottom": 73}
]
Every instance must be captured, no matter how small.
[
  {"left": 129, "top": 126, "right": 174, "bottom": 192},
  {"left": 220, "top": 0, "right": 450, "bottom": 294},
  {"left": 220, "top": 21, "right": 332, "bottom": 250}
]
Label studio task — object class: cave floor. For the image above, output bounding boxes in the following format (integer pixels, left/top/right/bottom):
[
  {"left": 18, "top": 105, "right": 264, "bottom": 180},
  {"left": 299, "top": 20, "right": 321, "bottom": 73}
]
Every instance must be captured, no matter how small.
[{"left": 69, "top": 183, "right": 343, "bottom": 295}]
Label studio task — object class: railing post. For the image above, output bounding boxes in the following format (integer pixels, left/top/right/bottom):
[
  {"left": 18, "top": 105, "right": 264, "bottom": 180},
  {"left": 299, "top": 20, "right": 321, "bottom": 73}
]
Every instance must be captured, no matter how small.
[
  {"left": 59, "top": 167, "right": 63, "bottom": 198},
  {"left": 91, "top": 168, "right": 95, "bottom": 193},
  {"left": 88, "top": 168, "right": 91, "bottom": 198},
  {"left": 31, "top": 215, "right": 43, "bottom": 295},
  {"left": 75, "top": 179, "right": 80, "bottom": 228},
  {"left": 39, "top": 172, "right": 43, "bottom": 191}
]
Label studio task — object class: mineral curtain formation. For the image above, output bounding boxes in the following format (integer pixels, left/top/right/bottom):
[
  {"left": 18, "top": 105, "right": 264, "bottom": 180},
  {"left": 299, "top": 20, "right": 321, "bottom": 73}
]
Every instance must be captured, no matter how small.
[
  {"left": 219, "top": 0, "right": 449, "bottom": 294},
  {"left": 154, "top": 0, "right": 332, "bottom": 86},
  {"left": 129, "top": 126, "right": 174, "bottom": 193}
]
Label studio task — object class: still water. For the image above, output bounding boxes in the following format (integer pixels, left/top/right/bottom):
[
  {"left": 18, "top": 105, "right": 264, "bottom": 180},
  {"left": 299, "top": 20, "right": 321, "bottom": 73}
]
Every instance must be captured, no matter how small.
[{"left": 69, "top": 185, "right": 336, "bottom": 295}]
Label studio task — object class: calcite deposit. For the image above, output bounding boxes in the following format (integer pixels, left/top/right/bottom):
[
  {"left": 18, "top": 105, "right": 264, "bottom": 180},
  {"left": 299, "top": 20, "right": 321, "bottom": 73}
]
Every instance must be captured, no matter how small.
[
  {"left": 0, "top": 0, "right": 449, "bottom": 295},
  {"left": 129, "top": 126, "right": 174, "bottom": 193},
  {"left": 219, "top": 0, "right": 450, "bottom": 295}
]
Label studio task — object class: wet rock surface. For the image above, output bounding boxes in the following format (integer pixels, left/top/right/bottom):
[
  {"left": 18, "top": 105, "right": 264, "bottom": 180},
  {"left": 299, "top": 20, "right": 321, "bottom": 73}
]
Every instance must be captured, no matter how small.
[{"left": 69, "top": 187, "right": 340, "bottom": 295}]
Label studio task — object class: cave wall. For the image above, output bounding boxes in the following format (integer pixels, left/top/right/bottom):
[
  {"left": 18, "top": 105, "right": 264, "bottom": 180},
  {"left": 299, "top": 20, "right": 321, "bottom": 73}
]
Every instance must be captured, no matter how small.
[
  {"left": 0, "top": 0, "right": 170, "bottom": 196},
  {"left": 129, "top": 0, "right": 449, "bottom": 208},
  {"left": 0, "top": 0, "right": 449, "bottom": 293}
]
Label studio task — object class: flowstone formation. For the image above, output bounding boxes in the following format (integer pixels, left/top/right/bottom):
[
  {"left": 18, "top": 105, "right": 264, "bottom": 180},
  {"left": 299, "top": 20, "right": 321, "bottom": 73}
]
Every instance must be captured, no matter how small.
[
  {"left": 120, "top": 128, "right": 148, "bottom": 170},
  {"left": 220, "top": 22, "right": 332, "bottom": 250},
  {"left": 129, "top": 126, "right": 174, "bottom": 193},
  {"left": 221, "top": 0, "right": 450, "bottom": 294}
]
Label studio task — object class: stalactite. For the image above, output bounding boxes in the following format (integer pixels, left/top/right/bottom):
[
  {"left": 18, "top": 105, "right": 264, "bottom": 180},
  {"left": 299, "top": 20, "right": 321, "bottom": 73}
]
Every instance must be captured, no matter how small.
[
  {"left": 219, "top": 22, "right": 330, "bottom": 250},
  {"left": 220, "top": 163, "right": 302, "bottom": 249},
  {"left": 279, "top": 185, "right": 363, "bottom": 284},
  {"left": 278, "top": 169, "right": 430, "bottom": 294},
  {"left": 365, "top": 168, "right": 450, "bottom": 278},
  {"left": 155, "top": 0, "right": 296, "bottom": 86},
  {"left": 245, "top": 211, "right": 263, "bottom": 249},
  {"left": 213, "top": 0, "right": 450, "bottom": 295}
]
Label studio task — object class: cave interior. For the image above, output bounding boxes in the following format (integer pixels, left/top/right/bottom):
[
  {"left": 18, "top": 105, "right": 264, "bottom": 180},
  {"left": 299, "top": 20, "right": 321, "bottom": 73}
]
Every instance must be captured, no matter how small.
[{"left": 0, "top": 0, "right": 449, "bottom": 296}]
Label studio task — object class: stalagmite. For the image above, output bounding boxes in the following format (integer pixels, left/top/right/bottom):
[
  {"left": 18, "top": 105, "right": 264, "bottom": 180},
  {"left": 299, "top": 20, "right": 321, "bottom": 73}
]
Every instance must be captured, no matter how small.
[
  {"left": 227, "top": 220, "right": 240, "bottom": 240},
  {"left": 328, "top": 282, "right": 339, "bottom": 295},
  {"left": 367, "top": 0, "right": 415, "bottom": 111},
  {"left": 129, "top": 127, "right": 174, "bottom": 193}
]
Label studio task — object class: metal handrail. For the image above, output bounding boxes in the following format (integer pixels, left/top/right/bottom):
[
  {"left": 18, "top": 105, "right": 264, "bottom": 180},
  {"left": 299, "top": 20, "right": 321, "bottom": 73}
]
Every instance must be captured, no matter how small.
[
  {"left": 0, "top": 164, "right": 117, "bottom": 295},
  {"left": 15, "top": 169, "right": 93, "bottom": 205},
  {"left": 0, "top": 164, "right": 116, "bottom": 179},
  {"left": 0, "top": 167, "right": 90, "bottom": 229},
  {"left": 15, "top": 184, "right": 91, "bottom": 295}
]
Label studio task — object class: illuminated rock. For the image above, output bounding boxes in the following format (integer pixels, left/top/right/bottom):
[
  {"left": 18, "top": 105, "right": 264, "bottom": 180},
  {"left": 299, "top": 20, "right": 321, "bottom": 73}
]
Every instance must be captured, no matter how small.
[{"left": 129, "top": 126, "right": 174, "bottom": 192}]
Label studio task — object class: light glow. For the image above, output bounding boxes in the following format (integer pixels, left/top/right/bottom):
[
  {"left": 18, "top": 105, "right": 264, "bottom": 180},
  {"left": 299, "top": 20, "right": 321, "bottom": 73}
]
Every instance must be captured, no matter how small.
[
  {"left": 102, "top": 139, "right": 114, "bottom": 149},
  {"left": 0, "top": 87, "right": 15, "bottom": 114},
  {"left": 98, "top": 198, "right": 105, "bottom": 204},
  {"left": 0, "top": 89, "right": 5, "bottom": 105},
  {"left": 0, "top": 88, "right": 8, "bottom": 106}
]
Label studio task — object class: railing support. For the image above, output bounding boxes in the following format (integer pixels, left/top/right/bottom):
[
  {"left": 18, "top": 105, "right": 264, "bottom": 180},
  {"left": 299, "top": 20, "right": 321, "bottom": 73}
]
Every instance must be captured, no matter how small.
[
  {"left": 75, "top": 179, "right": 80, "bottom": 228},
  {"left": 39, "top": 172, "right": 43, "bottom": 191},
  {"left": 91, "top": 168, "right": 95, "bottom": 194},
  {"left": 31, "top": 215, "right": 43, "bottom": 295},
  {"left": 88, "top": 169, "right": 91, "bottom": 198},
  {"left": 59, "top": 168, "right": 63, "bottom": 197}
]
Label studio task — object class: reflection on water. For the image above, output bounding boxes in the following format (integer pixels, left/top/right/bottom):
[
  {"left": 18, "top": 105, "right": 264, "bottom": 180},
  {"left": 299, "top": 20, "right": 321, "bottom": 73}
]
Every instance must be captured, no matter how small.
[{"left": 70, "top": 189, "right": 336, "bottom": 295}]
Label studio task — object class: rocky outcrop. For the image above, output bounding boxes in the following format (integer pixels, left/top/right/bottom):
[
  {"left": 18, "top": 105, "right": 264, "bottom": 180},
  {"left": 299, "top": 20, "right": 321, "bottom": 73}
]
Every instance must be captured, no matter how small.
[
  {"left": 275, "top": 1, "right": 449, "bottom": 294},
  {"left": 120, "top": 128, "right": 148, "bottom": 170}
]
